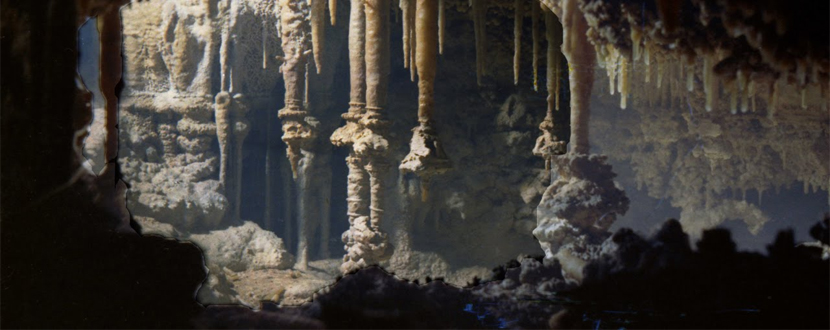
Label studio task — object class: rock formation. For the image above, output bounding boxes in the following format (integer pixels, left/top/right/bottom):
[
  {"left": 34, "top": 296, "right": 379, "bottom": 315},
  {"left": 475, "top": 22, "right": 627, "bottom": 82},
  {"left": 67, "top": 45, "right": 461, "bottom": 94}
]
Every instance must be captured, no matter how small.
[{"left": 533, "top": 0, "right": 629, "bottom": 282}]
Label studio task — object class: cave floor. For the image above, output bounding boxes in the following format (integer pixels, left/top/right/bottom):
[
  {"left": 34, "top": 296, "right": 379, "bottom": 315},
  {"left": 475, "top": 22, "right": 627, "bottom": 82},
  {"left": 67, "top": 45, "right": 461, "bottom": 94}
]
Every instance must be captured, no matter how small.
[{"left": 228, "top": 259, "right": 342, "bottom": 307}]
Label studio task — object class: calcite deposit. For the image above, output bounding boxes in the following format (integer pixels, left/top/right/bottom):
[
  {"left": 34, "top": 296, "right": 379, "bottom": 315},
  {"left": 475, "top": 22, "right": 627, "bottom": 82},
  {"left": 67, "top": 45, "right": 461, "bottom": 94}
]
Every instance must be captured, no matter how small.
[{"left": 106, "top": 0, "right": 827, "bottom": 304}]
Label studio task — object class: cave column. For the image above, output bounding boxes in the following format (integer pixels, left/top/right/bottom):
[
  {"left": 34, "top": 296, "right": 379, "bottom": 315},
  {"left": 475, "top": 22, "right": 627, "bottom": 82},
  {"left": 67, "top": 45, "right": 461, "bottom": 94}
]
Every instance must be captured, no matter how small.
[
  {"left": 341, "top": 0, "right": 393, "bottom": 273},
  {"left": 532, "top": 0, "right": 629, "bottom": 283},
  {"left": 400, "top": 0, "right": 451, "bottom": 200},
  {"left": 277, "top": 0, "right": 317, "bottom": 270},
  {"left": 332, "top": 0, "right": 375, "bottom": 273},
  {"left": 532, "top": 9, "right": 566, "bottom": 184},
  {"left": 215, "top": 0, "right": 250, "bottom": 224}
]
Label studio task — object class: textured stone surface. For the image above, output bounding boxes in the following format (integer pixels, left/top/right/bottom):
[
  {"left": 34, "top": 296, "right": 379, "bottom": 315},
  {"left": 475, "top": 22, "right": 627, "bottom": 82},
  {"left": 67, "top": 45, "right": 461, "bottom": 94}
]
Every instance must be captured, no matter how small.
[{"left": 188, "top": 221, "right": 294, "bottom": 272}]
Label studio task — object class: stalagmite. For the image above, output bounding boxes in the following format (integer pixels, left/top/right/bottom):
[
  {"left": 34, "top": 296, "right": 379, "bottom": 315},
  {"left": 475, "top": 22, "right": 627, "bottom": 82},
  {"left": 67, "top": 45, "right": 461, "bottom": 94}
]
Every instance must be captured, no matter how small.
[
  {"left": 311, "top": 0, "right": 326, "bottom": 74},
  {"left": 532, "top": 2, "right": 540, "bottom": 91},
  {"left": 472, "top": 0, "right": 487, "bottom": 85},
  {"left": 343, "top": 0, "right": 393, "bottom": 273},
  {"left": 401, "top": 0, "right": 451, "bottom": 201},
  {"left": 329, "top": 0, "right": 337, "bottom": 25},
  {"left": 439, "top": 0, "right": 445, "bottom": 55}
]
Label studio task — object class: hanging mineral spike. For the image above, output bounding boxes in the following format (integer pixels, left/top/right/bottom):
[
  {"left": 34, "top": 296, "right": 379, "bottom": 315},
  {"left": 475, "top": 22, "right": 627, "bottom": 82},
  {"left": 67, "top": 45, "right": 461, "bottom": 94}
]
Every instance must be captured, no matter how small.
[
  {"left": 311, "top": 0, "right": 326, "bottom": 73},
  {"left": 439, "top": 0, "right": 445, "bottom": 55},
  {"left": 545, "top": 9, "right": 560, "bottom": 111},
  {"left": 401, "top": 0, "right": 451, "bottom": 200},
  {"left": 513, "top": 0, "right": 522, "bottom": 85},
  {"left": 561, "top": 0, "right": 595, "bottom": 155},
  {"left": 531, "top": 1, "right": 539, "bottom": 91},
  {"left": 329, "top": 0, "right": 337, "bottom": 25},
  {"left": 278, "top": 0, "right": 314, "bottom": 178},
  {"left": 400, "top": 0, "right": 412, "bottom": 68}
]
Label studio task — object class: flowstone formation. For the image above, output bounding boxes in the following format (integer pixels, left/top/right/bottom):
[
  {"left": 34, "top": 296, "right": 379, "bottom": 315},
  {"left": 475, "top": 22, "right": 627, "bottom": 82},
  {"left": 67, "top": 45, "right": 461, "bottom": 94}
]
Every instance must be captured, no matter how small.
[{"left": 119, "top": 0, "right": 282, "bottom": 230}]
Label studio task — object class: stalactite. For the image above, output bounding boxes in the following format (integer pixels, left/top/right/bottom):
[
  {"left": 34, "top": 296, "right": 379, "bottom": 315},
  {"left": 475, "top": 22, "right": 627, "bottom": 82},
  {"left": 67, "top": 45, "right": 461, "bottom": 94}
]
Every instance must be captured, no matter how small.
[
  {"left": 311, "top": 0, "right": 326, "bottom": 74},
  {"left": 644, "top": 42, "right": 652, "bottom": 84},
  {"left": 329, "top": 0, "right": 337, "bottom": 25},
  {"left": 439, "top": 0, "right": 445, "bottom": 55},
  {"left": 400, "top": 0, "right": 412, "bottom": 69},
  {"left": 561, "top": 0, "right": 595, "bottom": 154},
  {"left": 262, "top": 20, "right": 268, "bottom": 69},
  {"left": 532, "top": 1, "right": 540, "bottom": 91},
  {"left": 472, "top": 0, "right": 487, "bottom": 86},
  {"left": 704, "top": 54, "right": 716, "bottom": 111},
  {"left": 401, "top": 0, "right": 451, "bottom": 201},
  {"left": 513, "top": 0, "right": 522, "bottom": 85},
  {"left": 619, "top": 57, "right": 629, "bottom": 109},
  {"left": 545, "top": 10, "right": 561, "bottom": 111}
]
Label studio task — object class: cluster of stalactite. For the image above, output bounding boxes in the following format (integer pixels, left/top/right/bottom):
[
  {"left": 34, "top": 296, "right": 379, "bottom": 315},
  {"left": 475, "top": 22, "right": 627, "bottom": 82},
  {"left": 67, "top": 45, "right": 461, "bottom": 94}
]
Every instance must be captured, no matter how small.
[
  {"left": 266, "top": 0, "right": 826, "bottom": 278},
  {"left": 276, "top": 0, "right": 630, "bottom": 276},
  {"left": 577, "top": 0, "right": 829, "bottom": 114}
]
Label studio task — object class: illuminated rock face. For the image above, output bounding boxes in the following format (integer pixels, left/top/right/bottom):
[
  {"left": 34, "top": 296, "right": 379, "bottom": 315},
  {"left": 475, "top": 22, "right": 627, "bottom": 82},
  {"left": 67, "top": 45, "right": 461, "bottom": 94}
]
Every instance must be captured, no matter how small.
[
  {"left": 113, "top": 0, "right": 827, "bottom": 295},
  {"left": 119, "top": 0, "right": 283, "bottom": 231}
]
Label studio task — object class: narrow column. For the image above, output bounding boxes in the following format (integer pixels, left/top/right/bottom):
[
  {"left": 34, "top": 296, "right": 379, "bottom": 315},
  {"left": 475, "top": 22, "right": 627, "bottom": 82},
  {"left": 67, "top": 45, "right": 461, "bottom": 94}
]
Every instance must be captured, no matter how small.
[
  {"left": 400, "top": 0, "right": 451, "bottom": 200},
  {"left": 343, "top": 0, "right": 393, "bottom": 272},
  {"left": 277, "top": 0, "right": 317, "bottom": 270}
]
